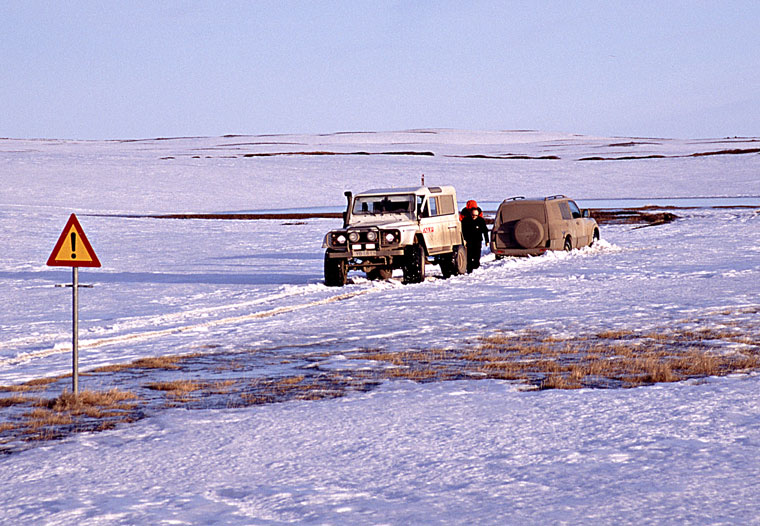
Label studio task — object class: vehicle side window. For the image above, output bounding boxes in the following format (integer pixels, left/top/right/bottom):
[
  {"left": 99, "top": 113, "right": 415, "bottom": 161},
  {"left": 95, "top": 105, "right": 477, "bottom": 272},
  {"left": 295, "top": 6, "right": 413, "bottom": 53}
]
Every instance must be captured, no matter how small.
[
  {"left": 568, "top": 201, "right": 582, "bottom": 219},
  {"left": 428, "top": 197, "right": 438, "bottom": 217},
  {"left": 559, "top": 202, "right": 572, "bottom": 220},
  {"left": 547, "top": 202, "right": 562, "bottom": 222},
  {"left": 417, "top": 196, "right": 429, "bottom": 218},
  {"left": 418, "top": 195, "right": 456, "bottom": 217},
  {"left": 438, "top": 195, "right": 455, "bottom": 215}
]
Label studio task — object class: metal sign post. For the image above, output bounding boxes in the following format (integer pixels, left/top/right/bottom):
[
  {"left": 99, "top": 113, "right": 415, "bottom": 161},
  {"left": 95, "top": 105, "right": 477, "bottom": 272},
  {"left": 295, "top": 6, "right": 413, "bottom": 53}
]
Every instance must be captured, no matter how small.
[
  {"left": 72, "top": 267, "right": 79, "bottom": 394},
  {"left": 47, "top": 214, "right": 101, "bottom": 396}
]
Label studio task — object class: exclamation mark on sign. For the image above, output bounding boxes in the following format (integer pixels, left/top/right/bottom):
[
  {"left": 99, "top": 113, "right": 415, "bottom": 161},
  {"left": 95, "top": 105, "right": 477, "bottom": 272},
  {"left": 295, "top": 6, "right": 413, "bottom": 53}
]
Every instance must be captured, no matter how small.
[{"left": 71, "top": 232, "right": 77, "bottom": 259}]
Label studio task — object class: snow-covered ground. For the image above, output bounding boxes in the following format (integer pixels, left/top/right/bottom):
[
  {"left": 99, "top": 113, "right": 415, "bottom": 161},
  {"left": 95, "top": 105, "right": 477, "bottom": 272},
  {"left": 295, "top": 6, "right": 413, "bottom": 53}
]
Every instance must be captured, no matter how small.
[
  {"left": 1, "top": 130, "right": 759, "bottom": 524},
  {"left": 4, "top": 378, "right": 760, "bottom": 525}
]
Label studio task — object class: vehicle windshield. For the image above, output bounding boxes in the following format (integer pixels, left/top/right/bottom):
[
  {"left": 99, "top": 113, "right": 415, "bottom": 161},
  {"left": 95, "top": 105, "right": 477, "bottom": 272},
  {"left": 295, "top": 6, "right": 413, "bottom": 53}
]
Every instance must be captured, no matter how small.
[{"left": 353, "top": 194, "right": 415, "bottom": 216}]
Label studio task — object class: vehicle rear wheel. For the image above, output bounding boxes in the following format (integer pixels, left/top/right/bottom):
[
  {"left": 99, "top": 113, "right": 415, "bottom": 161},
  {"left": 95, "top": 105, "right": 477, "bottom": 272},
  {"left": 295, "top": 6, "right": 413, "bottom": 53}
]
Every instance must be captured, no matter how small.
[
  {"left": 403, "top": 243, "right": 426, "bottom": 284},
  {"left": 366, "top": 267, "right": 392, "bottom": 280},
  {"left": 324, "top": 253, "right": 347, "bottom": 286},
  {"left": 453, "top": 245, "right": 467, "bottom": 275},
  {"left": 564, "top": 237, "right": 573, "bottom": 252},
  {"left": 439, "top": 255, "right": 454, "bottom": 278},
  {"left": 439, "top": 245, "right": 466, "bottom": 278},
  {"left": 591, "top": 229, "right": 600, "bottom": 246}
]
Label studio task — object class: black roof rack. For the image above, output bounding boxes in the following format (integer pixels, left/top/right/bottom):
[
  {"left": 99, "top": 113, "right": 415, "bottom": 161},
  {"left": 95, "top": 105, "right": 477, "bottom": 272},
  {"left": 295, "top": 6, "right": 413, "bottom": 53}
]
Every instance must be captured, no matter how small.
[
  {"left": 503, "top": 196, "right": 525, "bottom": 202},
  {"left": 545, "top": 195, "right": 566, "bottom": 201}
]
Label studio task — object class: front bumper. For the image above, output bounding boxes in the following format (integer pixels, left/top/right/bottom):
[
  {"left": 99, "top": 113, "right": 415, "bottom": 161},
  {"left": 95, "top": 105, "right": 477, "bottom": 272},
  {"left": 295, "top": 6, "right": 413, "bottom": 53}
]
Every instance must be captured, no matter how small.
[{"left": 326, "top": 247, "right": 405, "bottom": 259}]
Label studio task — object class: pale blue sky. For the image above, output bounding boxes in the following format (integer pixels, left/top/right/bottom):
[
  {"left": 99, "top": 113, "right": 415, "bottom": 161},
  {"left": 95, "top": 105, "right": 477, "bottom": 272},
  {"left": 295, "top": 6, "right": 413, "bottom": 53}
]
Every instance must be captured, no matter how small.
[{"left": 2, "top": 1, "right": 758, "bottom": 139}]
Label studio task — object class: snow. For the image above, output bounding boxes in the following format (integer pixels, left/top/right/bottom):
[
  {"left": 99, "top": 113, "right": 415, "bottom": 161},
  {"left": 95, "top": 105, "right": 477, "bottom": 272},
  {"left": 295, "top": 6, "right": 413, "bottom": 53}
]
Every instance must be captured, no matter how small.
[
  {"left": 3, "top": 378, "right": 760, "bottom": 524},
  {"left": 1, "top": 130, "right": 759, "bottom": 524}
]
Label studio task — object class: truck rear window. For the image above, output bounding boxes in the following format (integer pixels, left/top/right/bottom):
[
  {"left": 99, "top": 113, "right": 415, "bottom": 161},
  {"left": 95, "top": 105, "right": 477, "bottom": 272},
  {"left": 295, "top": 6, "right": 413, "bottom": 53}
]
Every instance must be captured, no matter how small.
[{"left": 497, "top": 203, "right": 546, "bottom": 224}]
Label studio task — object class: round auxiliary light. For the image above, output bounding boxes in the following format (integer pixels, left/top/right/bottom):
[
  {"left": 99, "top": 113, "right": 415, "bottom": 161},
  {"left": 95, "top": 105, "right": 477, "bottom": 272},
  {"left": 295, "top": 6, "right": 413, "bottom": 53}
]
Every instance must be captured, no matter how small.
[
  {"left": 366, "top": 231, "right": 377, "bottom": 241},
  {"left": 385, "top": 232, "right": 396, "bottom": 243},
  {"left": 348, "top": 232, "right": 360, "bottom": 243},
  {"left": 336, "top": 234, "right": 347, "bottom": 244}
]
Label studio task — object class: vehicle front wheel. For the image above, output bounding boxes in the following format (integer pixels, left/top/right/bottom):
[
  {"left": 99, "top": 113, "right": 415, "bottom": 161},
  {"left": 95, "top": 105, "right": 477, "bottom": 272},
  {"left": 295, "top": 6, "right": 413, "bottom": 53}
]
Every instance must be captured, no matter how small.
[
  {"left": 403, "top": 243, "right": 426, "bottom": 284},
  {"left": 324, "top": 253, "right": 347, "bottom": 286},
  {"left": 564, "top": 237, "right": 573, "bottom": 252}
]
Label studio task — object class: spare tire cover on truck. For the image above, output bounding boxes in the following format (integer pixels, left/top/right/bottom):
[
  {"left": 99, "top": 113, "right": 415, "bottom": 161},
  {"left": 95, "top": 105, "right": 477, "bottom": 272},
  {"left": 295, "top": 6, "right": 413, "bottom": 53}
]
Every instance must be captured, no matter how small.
[{"left": 514, "top": 218, "right": 544, "bottom": 248}]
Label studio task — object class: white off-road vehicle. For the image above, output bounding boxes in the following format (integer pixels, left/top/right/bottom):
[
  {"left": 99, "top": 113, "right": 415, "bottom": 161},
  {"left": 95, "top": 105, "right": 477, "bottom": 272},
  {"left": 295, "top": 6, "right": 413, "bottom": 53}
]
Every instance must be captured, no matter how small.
[{"left": 323, "top": 186, "right": 467, "bottom": 286}]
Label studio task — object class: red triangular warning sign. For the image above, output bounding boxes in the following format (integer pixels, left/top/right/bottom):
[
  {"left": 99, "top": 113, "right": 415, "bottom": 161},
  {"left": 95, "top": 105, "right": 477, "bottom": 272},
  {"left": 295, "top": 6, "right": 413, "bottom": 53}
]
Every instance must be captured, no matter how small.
[{"left": 47, "top": 214, "right": 101, "bottom": 267}]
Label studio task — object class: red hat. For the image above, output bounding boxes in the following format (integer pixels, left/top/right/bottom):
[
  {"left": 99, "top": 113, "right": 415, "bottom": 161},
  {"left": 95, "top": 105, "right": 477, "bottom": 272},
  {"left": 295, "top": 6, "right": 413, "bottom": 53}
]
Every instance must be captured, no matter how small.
[{"left": 466, "top": 200, "right": 478, "bottom": 208}]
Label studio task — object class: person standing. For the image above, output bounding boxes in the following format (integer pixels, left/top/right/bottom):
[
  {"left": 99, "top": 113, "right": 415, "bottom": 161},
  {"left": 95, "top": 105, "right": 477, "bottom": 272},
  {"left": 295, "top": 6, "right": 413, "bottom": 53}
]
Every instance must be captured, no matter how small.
[
  {"left": 461, "top": 206, "right": 489, "bottom": 272},
  {"left": 459, "top": 199, "right": 479, "bottom": 220}
]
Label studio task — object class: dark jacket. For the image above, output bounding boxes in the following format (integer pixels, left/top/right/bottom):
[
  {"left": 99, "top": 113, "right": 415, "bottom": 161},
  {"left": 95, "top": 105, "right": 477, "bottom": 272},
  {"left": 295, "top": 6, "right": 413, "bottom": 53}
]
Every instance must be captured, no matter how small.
[{"left": 461, "top": 209, "right": 489, "bottom": 245}]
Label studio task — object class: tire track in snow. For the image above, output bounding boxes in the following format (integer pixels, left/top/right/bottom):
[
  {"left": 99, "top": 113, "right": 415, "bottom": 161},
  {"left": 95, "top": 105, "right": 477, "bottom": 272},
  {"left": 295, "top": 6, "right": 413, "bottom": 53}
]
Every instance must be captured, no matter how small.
[
  {"left": 2, "top": 243, "right": 623, "bottom": 368},
  {"left": 0, "top": 284, "right": 360, "bottom": 354},
  {"left": 0, "top": 286, "right": 381, "bottom": 367}
]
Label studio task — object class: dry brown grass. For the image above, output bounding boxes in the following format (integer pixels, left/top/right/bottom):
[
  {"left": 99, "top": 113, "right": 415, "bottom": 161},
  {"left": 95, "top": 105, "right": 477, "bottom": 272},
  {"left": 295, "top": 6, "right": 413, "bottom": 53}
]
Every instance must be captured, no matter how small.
[
  {"left": 3, "top": 316, "right": 757, "bottom": 451},
  {"left": 146, "top": 380, "right": 202, "bottom": 392},
  {"left": 541, "top": 374, "right": 583, "bottom": 390},
  {"left": 277, "top": 375, "right": 305, "bottom": 386},
  {"left": 45, "top": 389, "right": 138, "bottom": 409},
  {"left": 241, "top": 374, "right": 364, "bottom": 406},
  {"left": 22, "top": 408, "right": 73, "bottom": 429},
  {"left": 0, "top": 388, "right": 144, "bottom": 448},
  {"left": 383, "top": 367, "right": 453, "bottom": 382},
  {"left": 46, "top": 389, "right": 138, "bottom": 418},
  {"left": 353, "top": 323, "right": 760, "bottom": 390},
  {"left": 596, "top": 329, "right": 636, "bottom": 340},
  {"left": 241, "top": 392, "right": 270, "bottom": 405},
  {"left": 92, "top": 355, "right": 186, "bottom": 373},
  {"left": 25, "top": 389, "right": 140, "bottom": 420},
  {"left": 97, "top": 421, "right": 118, "bottom": 432},
  {"left": 145, "top": 380, "right": 204, "bottom": 400},
  {"left": 0, "top": 375, "right": 69, "bottom": 393},
  {"left": 205, "top": 380, "right": 237, "bottom": 394},
  {"left": 0, "top": 395, "right": 37, "bottom": 408},
  {"left": 0, "top": 384, "right": 32, "bottom": 393},
  {"left": 26, "top": 376, "right": 68, "bottom": 386}
]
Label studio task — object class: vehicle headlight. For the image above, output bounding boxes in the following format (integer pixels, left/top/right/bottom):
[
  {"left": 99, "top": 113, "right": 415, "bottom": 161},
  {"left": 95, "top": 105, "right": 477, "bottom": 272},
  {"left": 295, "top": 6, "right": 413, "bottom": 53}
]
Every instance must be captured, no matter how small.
[
  {"left": 330, "top": 232, "right": 347, "bottom": 246},
  {"left": 348, "top": 232, "right": 360, "bottom": 243},
  {"left": 366, "top": 231, "right": 377, "bottom": 241},
  {"left": 381, "top": 229, "right": 400, "bottom": 244}
]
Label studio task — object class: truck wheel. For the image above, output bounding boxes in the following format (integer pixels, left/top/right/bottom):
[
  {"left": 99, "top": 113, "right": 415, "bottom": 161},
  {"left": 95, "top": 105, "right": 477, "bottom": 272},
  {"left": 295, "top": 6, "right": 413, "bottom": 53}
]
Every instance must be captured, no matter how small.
[
  {"left": 439, "top": 254, "right": 454, "bottom": 278},
  {"left": 403, "top": 243, "right": 426, "bottom": 284},
  {"left": 367, "top": 267, "right": 392, "bottom": 280},
  {"left": 564, "top": 237, "right": 573, "bottom": 252},
  {"left": 324, "top": 253, "right": 347, "bottom": 286},
  {"left": 453, "top": 245, "right": 467, "bottom": 275}
]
